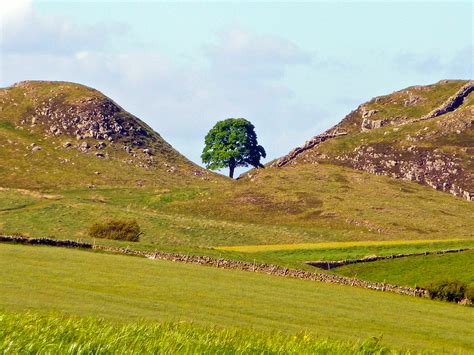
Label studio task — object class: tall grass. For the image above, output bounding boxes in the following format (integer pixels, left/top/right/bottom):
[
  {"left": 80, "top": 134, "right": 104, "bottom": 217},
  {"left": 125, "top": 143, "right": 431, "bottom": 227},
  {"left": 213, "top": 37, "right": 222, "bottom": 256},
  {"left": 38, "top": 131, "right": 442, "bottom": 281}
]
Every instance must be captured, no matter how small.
[{"left": 0, "top": 313, "right": 388, "bottom": 354}]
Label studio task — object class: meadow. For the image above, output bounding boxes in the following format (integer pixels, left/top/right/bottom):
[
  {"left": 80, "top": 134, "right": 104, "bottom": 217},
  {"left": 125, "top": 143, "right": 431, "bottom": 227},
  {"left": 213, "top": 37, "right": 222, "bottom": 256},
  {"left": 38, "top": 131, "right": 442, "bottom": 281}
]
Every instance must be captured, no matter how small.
[
  {"left": 0, "top": 312, "right": 388, "bottom": 354},
  {"left": 1, "top": 244, "right": 473, "bottom": 352},
  {"left": 331, "top": 250, "right": 474, "bottom": 288}
]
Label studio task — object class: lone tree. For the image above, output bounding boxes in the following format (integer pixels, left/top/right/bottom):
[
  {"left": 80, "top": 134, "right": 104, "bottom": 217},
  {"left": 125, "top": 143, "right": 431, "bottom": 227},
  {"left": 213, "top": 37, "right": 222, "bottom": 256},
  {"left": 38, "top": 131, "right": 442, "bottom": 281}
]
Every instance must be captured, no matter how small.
[{"left": 202, "top": 118, "right": 266, "bottom": 178}]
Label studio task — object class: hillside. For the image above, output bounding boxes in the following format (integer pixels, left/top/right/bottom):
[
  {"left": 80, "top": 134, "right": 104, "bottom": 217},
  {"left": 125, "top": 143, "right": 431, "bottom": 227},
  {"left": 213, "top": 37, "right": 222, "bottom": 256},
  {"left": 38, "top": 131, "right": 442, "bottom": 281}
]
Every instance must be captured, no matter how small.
[
  {"left": 271, "top": 80, "right": 473, "bottom": 200},
  {"left": 1, "top": 79, "right": 473, "bottom": 269},
  {"left": 0, "top": 81, "right": 214, "bottom": 189}
]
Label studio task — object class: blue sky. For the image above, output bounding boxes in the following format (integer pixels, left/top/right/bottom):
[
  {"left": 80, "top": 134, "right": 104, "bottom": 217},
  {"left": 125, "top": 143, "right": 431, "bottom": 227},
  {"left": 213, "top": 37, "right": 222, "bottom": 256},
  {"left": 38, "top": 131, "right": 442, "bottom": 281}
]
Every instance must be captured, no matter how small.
[{"left": 1, "top": 1, "right": 472, "bottom": 174}]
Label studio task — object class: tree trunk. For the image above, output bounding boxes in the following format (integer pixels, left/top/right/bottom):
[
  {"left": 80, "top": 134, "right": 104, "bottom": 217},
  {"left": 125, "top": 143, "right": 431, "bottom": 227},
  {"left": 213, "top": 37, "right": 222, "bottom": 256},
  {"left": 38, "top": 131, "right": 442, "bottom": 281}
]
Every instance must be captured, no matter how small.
[{"left": 229, "top": 164, "right": 235, "bottom": 179}]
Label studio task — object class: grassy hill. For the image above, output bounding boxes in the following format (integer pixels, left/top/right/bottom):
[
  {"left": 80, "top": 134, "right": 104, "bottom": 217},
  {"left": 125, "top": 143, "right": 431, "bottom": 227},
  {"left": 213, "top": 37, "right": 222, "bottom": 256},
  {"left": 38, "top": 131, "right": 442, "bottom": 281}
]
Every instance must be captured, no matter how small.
[
  {"left": 272, "top": 80, "right": 473, "bottom": 200},
  {"left": 1, "top": 244, "right": 473, "bottom": 352},
  {"left": 0, "top": 80, "right": 215, "bottom": 189},
  {"left": 1, "top": 80, "right": 473, "bottom": 290}
]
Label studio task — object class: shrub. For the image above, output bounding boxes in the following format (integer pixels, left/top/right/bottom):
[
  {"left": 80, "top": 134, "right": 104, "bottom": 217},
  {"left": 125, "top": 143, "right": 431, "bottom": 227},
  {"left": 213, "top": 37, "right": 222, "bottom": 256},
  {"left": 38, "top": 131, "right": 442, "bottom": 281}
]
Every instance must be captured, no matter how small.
[
  {"left": 427, "top": 280, "right": 467, "bottom": 303},
  {"left": 464, "top": 285, "right": 474, "bottom": 303},
  {"left": 88, "top": 219, "right": 142, "bottom": 242}
]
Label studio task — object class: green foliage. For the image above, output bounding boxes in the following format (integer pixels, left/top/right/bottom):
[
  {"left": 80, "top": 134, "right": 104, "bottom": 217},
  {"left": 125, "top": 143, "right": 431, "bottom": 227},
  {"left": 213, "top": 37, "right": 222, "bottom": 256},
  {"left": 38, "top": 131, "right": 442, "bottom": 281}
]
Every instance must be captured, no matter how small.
[
  {"left": 202, "top": 118, "right": 266, "bottom": 178},
  {"left": 0, "top": 312, "right": 389, "bottom": 354},
  {"left": 427, "top": 280, "right": 467, "bottom": 302},
  {"left": 88, "top": 219, "right": 142, "bottom": 242}
]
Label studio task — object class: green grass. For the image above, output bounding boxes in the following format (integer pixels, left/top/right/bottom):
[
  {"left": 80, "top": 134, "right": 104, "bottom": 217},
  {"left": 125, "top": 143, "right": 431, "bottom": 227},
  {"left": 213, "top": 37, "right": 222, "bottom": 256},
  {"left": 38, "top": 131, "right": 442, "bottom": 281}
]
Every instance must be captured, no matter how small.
[
  {"left": 0, "top": 312, "right": 389, "bottom": 354},
  {"left": 363, "top": 80, "right": 466, "bottom": 121},
  {"left": 1, "top": 244, "right": 473, "bottom": 352},
  {"left": 331, "top": 250, "right": 474, "bottom": 288},
  {"left": 226, "top": 240, "right": 474, "bottom": 271},
  {"left": 1, "top": 162, "right": 473, "bottom": 278},
  {"left": 217, "top": 239, "right": 467, "bottom": 253},
  {"left": 1, "top": 163, "right": 472, "bottom": 249}
]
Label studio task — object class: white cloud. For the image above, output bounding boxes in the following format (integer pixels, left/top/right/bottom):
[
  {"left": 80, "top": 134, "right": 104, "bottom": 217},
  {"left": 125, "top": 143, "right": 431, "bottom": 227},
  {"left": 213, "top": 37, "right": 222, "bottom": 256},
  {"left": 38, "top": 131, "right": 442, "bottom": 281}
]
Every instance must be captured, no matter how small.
[
  {"left": 0, "top": 0, "right": 33, "bottom": 26},
  {"left": 0, "top": 0, "right": 127, "bottom": 55},
  {"left": 0, "top": 6, "right": 326, "bottom": 171},
  {"left": 205, "top": 27, "right": 311, "bottom": 80}
]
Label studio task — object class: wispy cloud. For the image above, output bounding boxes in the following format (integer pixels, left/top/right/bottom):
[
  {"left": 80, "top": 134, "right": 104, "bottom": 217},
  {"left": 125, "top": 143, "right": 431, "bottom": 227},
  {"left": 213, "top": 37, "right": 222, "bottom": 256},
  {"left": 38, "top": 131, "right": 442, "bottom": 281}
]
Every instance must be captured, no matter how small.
[{"left": 0, "top": 0, "right": 127, "bottom": 55}]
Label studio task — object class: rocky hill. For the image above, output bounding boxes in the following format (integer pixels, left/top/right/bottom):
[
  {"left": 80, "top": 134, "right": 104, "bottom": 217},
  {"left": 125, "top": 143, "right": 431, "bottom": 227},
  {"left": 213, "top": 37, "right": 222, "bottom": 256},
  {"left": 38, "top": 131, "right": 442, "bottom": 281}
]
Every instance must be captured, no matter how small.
[
  {"left": 0, "top": 81, "right": 212, "bottom": 189},
  {"left": 271, "top": 80, "right": 473, "bottom": 201}
]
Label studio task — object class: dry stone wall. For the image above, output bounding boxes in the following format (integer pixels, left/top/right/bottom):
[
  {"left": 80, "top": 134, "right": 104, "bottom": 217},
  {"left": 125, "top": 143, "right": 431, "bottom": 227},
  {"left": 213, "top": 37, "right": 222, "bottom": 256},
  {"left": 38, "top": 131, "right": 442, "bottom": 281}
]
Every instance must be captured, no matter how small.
[
  {"left": 271, "top": 131, "right": 348, "bottom": 168},
  {"left": 0, "top": 235, "right": 427, "bottom": 298},
  {"left": 307, "top": 248, "right": 472, "bottom": 270}
]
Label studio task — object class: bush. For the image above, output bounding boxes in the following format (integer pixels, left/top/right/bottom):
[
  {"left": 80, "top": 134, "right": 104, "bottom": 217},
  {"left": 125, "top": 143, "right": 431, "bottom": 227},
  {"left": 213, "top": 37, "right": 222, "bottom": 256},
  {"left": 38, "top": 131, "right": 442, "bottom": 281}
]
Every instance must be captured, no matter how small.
[
  {"left": 465, "top": 286, "right": 474, "bottom": 303},
  {"left": 427, "top": 280, "right": 467, "bottom": 303},
  {"left": 88, "top": 219, "right": 142, "bottom": 242}
]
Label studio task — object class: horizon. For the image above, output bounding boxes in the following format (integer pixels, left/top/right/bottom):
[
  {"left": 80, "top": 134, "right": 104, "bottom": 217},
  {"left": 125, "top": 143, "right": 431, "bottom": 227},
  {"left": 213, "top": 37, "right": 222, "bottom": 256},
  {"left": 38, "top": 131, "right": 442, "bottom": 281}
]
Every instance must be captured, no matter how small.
[{"left": 1, "top": 0, "right": 472, "bottom": 175}]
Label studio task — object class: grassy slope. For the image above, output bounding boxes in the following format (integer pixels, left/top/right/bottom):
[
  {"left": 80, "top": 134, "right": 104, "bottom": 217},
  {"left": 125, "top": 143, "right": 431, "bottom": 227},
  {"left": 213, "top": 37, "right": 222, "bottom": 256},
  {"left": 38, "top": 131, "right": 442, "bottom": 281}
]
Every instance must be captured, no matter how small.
[
  {"left": 331, "top": 250, "right": 474, "bottom": 288},
  {"left": 336, "top": 80, "right": 468, "bottom": 133},
  {"left": 1, "top": 80, "right": 472, "bottom": 251},
  {"left": 1, "top": 164, "right": 473, "bottom": 246},
  {"left": 0, "top": 313, "right": 388, "bottom": 354},
  {"left": 0, "top": 81, "right": 214, "bottom": 189},
  {"left": 1, "top": 80, "right": 473, "bottom": 288},
  {"left": 1, "top": 162, "right": 473, "bottom": 280},
  {"left": 1, "top": 244, "right": 473, "bottom": 352},
  {"left": 304, "top": 92, "right": 473, "bottom": 162},
  {"left": 292, "top": 81, "right": 473, "bottom": 195}
]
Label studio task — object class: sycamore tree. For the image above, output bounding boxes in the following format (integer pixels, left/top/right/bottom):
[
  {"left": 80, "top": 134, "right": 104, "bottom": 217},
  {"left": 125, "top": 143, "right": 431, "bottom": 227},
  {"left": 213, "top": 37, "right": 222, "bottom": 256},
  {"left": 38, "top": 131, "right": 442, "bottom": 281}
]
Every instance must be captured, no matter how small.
[{"left": 202, "top": 118, "right": 266, "bottom": 178}]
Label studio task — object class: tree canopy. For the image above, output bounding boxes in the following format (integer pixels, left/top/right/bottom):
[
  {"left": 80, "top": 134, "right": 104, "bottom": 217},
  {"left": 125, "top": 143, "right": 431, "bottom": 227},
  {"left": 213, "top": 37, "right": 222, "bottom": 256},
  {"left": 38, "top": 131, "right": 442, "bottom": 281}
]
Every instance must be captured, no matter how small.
[{"left": 201, "top": 118, "right": 266, "bottom": 178}]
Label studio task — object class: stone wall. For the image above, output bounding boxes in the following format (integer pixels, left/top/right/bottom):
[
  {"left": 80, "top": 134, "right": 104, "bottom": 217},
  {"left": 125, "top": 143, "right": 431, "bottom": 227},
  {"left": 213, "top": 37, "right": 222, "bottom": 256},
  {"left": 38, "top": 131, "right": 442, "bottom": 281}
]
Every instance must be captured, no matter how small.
[
  {"left": 271, "top": 131, "right": 348, "bottom": 168},
  {"left": 307, "top": 248, "right": 472, "bottom": 270},
  {"left": 0, "top": 235, "right": 427, "bottom": 298}
]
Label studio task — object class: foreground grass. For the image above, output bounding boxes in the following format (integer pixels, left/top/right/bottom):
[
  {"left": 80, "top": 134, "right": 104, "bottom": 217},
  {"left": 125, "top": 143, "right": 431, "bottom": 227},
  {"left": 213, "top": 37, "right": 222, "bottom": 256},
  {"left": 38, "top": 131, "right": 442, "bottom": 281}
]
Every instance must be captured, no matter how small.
[
  {"left": 0, "top": 313, "right": 388, "bottom": 354},
  {"left": 332, "top": 250, "right": 474, "bottom": 288},
  {"left": 1, "top": 244, "right": 473, "bottom": 352}
]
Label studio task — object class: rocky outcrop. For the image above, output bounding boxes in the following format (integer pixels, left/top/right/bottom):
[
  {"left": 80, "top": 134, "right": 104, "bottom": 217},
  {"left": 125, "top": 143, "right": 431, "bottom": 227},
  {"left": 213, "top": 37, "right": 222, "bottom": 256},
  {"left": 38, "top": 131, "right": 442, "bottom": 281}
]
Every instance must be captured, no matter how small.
[
  {"left": 361, "top": 117, "right": 387, "bottom": 131},
  {"left": 328, "top": 144, "right": 473, "bottom": 201},
  {"left": 24, "top": 96, "right": 153, "bottom": 146},
  {"left": 0, "top": 235, "right": 427, "bottom": 298},
  {"left": 307, "top": 248, "right": 472, "bottom": 270}
]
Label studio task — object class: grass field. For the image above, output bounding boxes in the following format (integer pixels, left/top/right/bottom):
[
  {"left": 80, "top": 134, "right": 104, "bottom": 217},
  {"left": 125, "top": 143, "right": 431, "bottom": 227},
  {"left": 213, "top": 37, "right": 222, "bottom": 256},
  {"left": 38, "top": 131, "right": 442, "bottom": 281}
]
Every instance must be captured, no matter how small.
[
  {"left": 0, "top": 312, "right": 388, "bottom": 354},
  {"left": 216, "top": 239, "right": 468, "bottom": 252},
  {"left": 1, "top": 244, "right": 473, "bottom": 352},
  {"left": 331, "top": 250, "right": 474, "bottom": 288}
]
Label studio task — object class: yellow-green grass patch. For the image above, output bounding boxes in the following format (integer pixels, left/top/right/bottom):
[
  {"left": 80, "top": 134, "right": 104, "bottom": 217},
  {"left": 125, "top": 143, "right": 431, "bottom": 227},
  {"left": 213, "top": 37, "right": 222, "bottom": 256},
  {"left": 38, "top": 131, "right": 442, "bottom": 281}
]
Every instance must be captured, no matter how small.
[{"left": 216, "top": 238, "right": 467, "bottom": 253}]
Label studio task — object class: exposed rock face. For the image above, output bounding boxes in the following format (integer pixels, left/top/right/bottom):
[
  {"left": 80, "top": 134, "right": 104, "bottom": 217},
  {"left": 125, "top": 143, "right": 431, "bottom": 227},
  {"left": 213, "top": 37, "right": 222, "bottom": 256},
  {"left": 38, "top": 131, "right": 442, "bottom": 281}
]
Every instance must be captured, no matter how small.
[
  {"left": 26, "top": 96, "right": 151, "bottom": 145},
  {"left": 329, "top": 144, "right": 473, "bottom": 201},
  {"left": 361, "top": 117, "right": 387, "bottom": 131}
]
